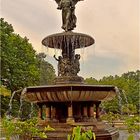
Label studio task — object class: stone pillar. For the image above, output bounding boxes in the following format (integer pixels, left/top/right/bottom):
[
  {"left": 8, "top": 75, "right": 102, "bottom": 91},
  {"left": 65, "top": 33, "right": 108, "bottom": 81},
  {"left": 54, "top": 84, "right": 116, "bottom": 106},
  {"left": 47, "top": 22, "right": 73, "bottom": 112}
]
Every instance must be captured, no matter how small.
[
  {"left": 83, "top": 105, "right": 88, "bottom": 121},
  {"left": 95, "top": 102, "right": 101, "bottom": 120},
  {"left": 45, "top": 104, "right": 51, "bottom": 122},
  {"left": 51, "top": 106, "right": 58, "bottom": 122},
  {"left": 77, "top": 104, "right": 82, "bottom": 121},
  {"left": 88, "top": 102, "right": 94, "bottom": 121},
  {"left": 66, "top": 103, "right": 74, "bottom": 123},
  {"left": 38, "top": 104, "right": 43, "bottom": 120}
]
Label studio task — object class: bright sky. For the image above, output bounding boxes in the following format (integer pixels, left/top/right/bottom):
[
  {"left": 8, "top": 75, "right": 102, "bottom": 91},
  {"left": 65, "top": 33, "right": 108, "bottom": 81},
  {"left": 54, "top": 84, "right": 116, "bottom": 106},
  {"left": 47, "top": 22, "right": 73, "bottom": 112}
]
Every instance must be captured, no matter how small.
[{"left": 1, "top": 0, "right": 139, "bottom": 79}]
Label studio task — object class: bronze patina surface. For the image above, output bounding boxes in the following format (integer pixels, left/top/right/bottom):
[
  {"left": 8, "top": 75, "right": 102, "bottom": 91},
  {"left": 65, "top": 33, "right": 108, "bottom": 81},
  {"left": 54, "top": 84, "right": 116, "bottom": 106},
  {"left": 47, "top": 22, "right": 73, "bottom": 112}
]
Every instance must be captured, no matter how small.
[
  {"left": 22, "top": 85, "right": 118, "bottom": 103},
  {"left": 22, "top": 0, "right": 119, "bottom": 139},
  {"left": 42, "top": 32, "right": 95, "bottom": 49},
  {"left": 42, "top": 32, "right": 94, "bottom": 82},
  {"left": 53, "top": 0, "right": 84, "bottom": 32}
]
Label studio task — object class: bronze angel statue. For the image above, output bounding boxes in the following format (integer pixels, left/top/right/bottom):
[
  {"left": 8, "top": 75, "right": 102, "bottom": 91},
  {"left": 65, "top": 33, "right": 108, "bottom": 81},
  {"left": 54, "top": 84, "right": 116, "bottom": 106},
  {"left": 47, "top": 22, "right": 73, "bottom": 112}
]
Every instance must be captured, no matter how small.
[{"left": 53, "top": 0, "right": 84, "bottom": 32}]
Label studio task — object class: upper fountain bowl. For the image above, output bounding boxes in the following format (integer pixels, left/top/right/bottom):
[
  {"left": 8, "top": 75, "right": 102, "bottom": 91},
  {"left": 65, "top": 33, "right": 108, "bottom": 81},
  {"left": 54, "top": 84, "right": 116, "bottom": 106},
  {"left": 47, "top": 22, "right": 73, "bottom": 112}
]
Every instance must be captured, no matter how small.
[
  {"left": 22, "top": 84, "right": 119, "bottom": 103},
  {"left": 42, "top": 32, "right": 95, "bottom": 49}
]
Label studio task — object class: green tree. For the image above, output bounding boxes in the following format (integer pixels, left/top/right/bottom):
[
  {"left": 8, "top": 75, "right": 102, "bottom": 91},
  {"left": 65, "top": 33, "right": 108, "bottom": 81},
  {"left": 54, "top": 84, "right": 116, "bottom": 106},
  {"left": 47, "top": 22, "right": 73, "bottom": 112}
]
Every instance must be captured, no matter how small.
[
  {"left": 0, "top": 86, "right": 11, "bottom": 117},
  {"left": 0, "top": 18, "right": 40, "bottom": 91},
  {"left": 124, "top": 116, "right": 140, "bottom": 140},
  {"left": 85, "top": 70, "right": 139, "bottom": 114},
  {"left": 122, "top": 104, "right": 137, "bottom": 115},
  {"left": 101, "top": 112, "right": 121, "bottom": 126},
  {"left": 100, "top": 72, "right": 139, "bottom": 114},
  {"left": 37, "top": 53, "right": 56, "bottom": 85},
  {"left": 0, "top": 18, "right": 56, "bottom": 117},
  {"left": 101, "top": 97, "right": 120, "bottom": 113},
  {"left": 85, "top": 77, "right": 98, "bottom": 85},
  {"left": 121, "top": 70, "right": 139, "bottom": 112}
]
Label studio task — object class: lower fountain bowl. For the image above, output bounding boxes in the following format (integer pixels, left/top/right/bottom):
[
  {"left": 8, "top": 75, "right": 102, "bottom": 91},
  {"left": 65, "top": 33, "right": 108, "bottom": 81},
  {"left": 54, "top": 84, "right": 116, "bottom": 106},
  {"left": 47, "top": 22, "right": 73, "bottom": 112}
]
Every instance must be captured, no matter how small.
[{"left": 22, "top": 84, "right": 119, "bottom": 103}]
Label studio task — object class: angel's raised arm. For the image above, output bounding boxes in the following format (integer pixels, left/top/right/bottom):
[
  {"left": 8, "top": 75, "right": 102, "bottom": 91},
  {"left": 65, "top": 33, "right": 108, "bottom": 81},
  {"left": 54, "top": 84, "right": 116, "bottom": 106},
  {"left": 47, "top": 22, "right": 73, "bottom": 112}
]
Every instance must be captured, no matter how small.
[{"left": 73, "top": 0, "right": 84, "bottom": 5}]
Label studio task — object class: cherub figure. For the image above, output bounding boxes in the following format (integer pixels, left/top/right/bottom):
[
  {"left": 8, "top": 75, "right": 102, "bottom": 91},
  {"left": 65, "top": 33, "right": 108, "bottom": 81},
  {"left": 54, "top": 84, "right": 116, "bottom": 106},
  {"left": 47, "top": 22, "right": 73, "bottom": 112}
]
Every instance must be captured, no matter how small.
[
  {"left": 73, "top": 54, "right": 80, "bottom": 75},
  {"left": 53, "top": 0, "right": 83, "bottom": 31},
  {"left": 54, "top": 55, "right": 64, "bottom": 76},
  {"left": 54, "top": 54, "right": 72, "bottom": 76}
]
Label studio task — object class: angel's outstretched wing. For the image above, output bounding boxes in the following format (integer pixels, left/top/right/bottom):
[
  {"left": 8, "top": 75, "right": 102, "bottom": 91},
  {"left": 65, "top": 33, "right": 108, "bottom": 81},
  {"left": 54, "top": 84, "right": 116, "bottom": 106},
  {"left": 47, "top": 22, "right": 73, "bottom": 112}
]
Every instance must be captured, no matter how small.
[
  {"left": 73, "top": 0, "right": 84, "bottom": 5},
  {"left": 54, "top": 0, "right": 61, "bottom": 5}
]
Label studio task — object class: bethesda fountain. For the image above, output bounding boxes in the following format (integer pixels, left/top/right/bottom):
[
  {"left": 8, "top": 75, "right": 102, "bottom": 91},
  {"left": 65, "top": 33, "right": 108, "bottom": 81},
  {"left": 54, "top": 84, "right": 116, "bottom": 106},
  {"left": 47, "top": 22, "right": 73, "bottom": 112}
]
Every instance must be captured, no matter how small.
[{"left": 22, "top": 0, "right": 119, "bottom": 139}]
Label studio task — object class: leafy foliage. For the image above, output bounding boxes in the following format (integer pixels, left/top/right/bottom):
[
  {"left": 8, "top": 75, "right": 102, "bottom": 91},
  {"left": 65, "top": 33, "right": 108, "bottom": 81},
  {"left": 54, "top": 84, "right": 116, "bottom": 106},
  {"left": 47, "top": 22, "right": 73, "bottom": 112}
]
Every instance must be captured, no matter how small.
[
  {"left": 124, "top": 116, "right": 140, "bottom": 140},
  {"left": 44, "top": 125, "right": 55, "bottom": 131},
  {"left": 122, "top": 104, "right": 137, "bottom": 115},
  {"left": 124, "top": 116, "right": 140, "bottom": 133},
  {"left": 2, "top": 117, "right": 47, "bottom": 140},
  {"left": 1, "top": 18, "right": 40, "bottom": 91},
  {"left": 85, "top": 70, "right": 139, "bottom": 114},
  {"left": 67, "top": 126, "right": 96, "bottom": 140},
  {"left": 37, "top": 53, "right": 56, "bottom": 85},
  {"left": 101, "top": 112, "right": 121, "bottom": 126},
  {"left": 127, "top": 134, "right": 135, "bottom": 140},
  {"left": 0, "top": 18, "right": 56, "bottom": 117},
  {"left": 85, "top": 77, "right": 98, "bottom": 85},
  {"left": 0, "top": 86, "right": 11, "bottom": 117},
  {"left": 0, "top": 85, "right": 11, "bottom": 96}
]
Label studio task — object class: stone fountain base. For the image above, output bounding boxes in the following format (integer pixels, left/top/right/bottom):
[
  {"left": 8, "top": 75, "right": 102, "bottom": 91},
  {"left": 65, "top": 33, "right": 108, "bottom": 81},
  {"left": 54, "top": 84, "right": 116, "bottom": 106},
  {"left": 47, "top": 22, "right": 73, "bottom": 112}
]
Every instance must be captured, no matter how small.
[
  {"left": 22, "top": 85, "right": 119, "bottom": 140},
  {"left": 55, "top": 76, "right": 84, "bottom": 84},
  {"left": 34, "top": 120, "right": 119, "bottom": 140}
]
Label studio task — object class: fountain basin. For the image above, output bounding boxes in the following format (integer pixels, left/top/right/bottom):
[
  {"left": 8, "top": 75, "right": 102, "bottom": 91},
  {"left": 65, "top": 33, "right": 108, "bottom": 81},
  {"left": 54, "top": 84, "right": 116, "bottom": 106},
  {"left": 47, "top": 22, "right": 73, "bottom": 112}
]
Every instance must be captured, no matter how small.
[
  {"left": 42, "top": 32, "right": 95, "bottom": 49},
  {"left": 22, "top": 85, "right": 118, "bottom": 103}
]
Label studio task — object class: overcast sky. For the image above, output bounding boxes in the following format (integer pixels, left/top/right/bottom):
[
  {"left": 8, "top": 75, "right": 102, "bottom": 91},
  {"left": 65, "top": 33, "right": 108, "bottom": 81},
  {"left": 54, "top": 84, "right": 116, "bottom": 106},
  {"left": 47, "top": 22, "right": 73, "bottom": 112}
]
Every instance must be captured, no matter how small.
[{"left": 1, "top": 0, "right": 139, "bottom": 79}]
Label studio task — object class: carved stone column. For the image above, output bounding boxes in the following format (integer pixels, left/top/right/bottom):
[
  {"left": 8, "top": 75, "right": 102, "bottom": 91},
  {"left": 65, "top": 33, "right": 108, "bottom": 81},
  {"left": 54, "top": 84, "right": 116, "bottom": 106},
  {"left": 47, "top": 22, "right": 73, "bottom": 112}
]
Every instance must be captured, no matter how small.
[
  {"left": 95, "top": 102, "right": 101, "bottom": 120},
  {"left": 76, "top": 104, "right": 82, "bottom": 121},
  {"left": 51, "top": 106, "right": 58, "bottom": 122},
  {"left": 83, "top": 105, "right": 88, "bottom": 121},
  {"left": 88, "top": 102, "right": 94, "bottom": 121},
  {"left": 38, "top": 104, "right": 43, "bottom": 120},
  {"left": 45, "top": 104, "right": 51, "bottom": 122},
  {"left": 66, "top": 103, "right": 74, "bottom": 123}
]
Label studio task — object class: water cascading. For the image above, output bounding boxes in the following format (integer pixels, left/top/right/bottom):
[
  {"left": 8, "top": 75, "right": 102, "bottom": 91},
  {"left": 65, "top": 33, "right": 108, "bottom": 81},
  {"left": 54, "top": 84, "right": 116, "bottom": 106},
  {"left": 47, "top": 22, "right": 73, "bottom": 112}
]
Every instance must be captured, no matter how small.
[
  {"left": 6, "top": 91, "right": 16, "bottom": 118},
  {"left": 6, "top": 89, "right": 23, "bottom": 119}
]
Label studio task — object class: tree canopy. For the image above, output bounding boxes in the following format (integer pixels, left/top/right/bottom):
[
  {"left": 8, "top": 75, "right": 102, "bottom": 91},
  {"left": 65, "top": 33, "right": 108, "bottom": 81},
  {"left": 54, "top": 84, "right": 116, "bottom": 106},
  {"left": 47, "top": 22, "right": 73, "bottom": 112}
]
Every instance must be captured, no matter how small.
[
  {"left": 0, "top": 18, "right": 56, "bottom": 117},
  {"left": 1, "top": 18, "right": 40, "bottom": 91},
  {"left": 37, "top": 53, "right": 56, "bottom": 85},
  {"left": 85, "top": 70, "right": 140, "bottom": 114}
]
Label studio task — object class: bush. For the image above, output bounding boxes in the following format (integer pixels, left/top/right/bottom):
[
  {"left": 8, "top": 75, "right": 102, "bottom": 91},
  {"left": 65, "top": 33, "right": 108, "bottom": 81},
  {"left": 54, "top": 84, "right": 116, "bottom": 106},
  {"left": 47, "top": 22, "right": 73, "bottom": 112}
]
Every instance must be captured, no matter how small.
[
  {"left": 124, "top": 116, "right": 140, "bottom": 133},
  {"left": 101, "top": 112, "right": 121, "bottom": 126},
  {"left": 2, "top": 117, "right": 47, "bottom": 140},
  {"left": 67, "top": 126, "right": 96, "bottom": 140}
]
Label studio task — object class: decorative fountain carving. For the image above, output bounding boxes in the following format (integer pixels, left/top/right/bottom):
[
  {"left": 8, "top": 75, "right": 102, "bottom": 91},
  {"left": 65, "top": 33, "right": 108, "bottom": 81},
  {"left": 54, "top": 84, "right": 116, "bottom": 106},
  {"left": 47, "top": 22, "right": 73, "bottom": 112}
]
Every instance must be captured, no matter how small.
[
  {"left": 54, "top": 53, "right": 80, "bottom": 76},
  {"left": 42, "top": 32, "right": 94, "bottom": 84},
  {"left": 22, "top": 0, "right": 119, "bottom": 140}
]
